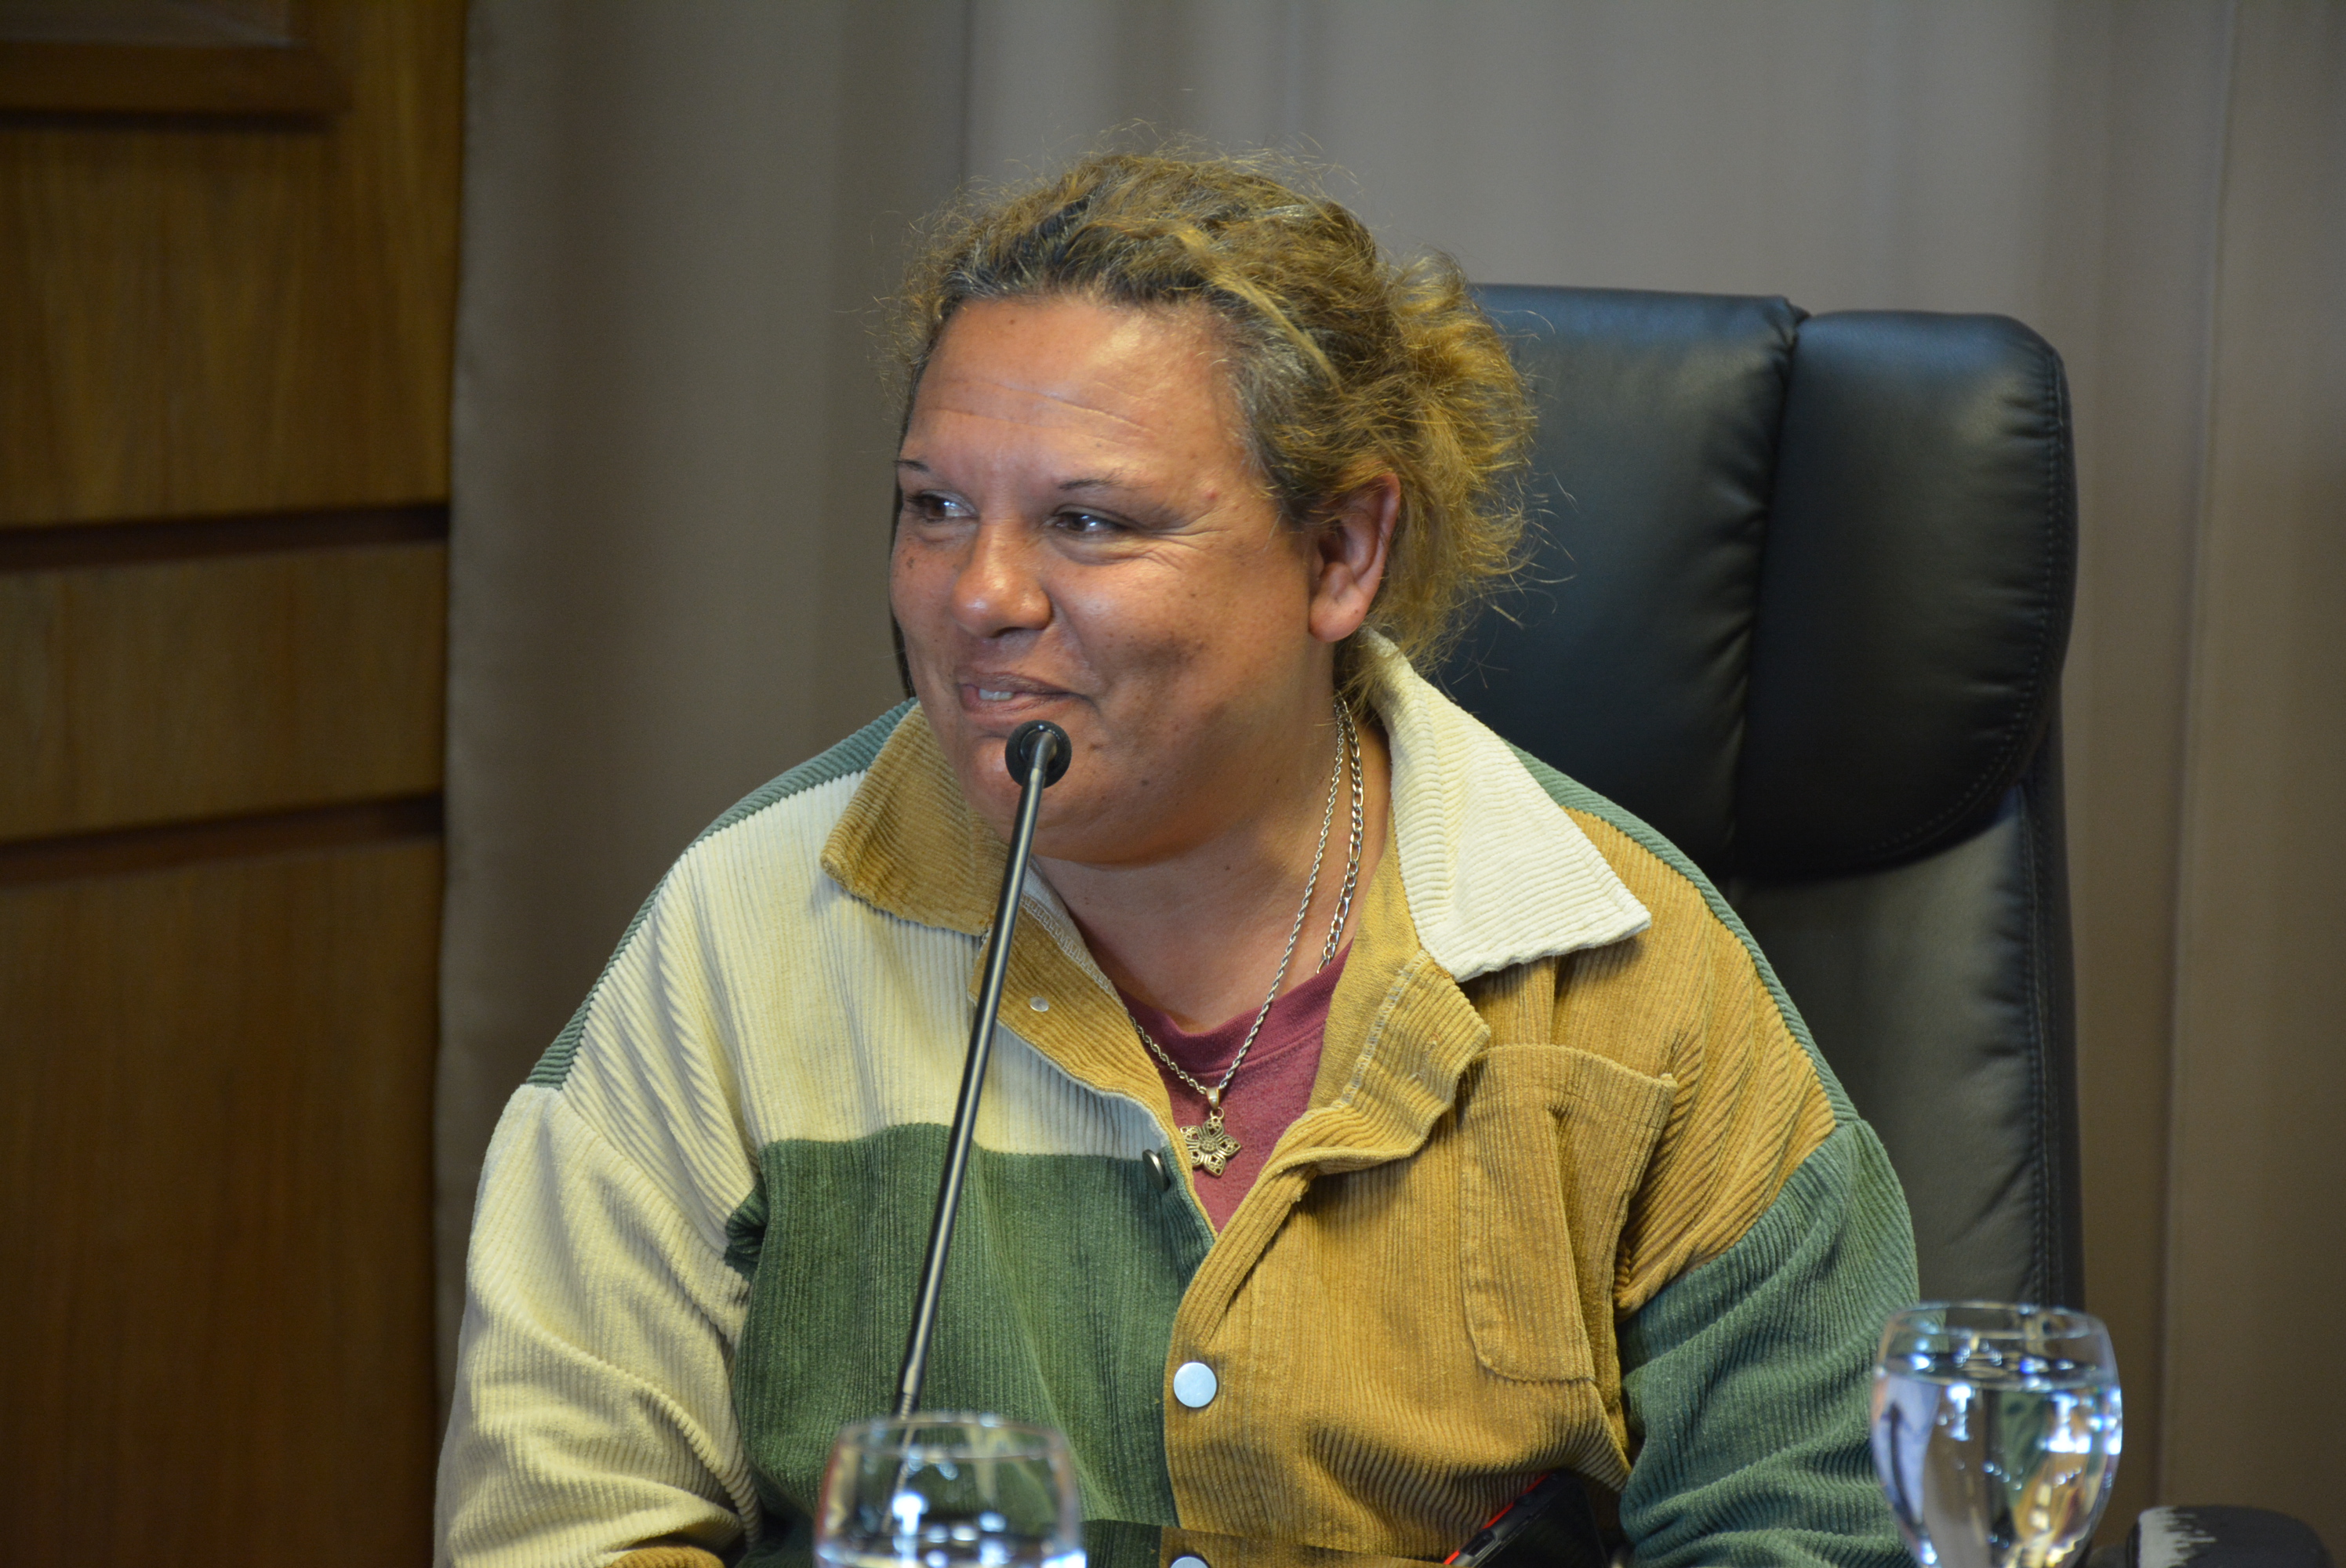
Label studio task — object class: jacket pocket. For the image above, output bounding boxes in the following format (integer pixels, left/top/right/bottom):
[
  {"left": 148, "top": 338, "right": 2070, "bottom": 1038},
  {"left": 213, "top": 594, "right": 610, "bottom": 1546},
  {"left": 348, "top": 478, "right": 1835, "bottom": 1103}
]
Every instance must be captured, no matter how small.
[{"left": 1458, "top": 1045, "right": 1676, "bottom": 1382}]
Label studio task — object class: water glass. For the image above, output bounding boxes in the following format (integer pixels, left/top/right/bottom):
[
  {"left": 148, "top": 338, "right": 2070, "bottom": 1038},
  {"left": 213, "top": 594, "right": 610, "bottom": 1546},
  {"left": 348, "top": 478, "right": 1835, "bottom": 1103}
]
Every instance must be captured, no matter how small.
[
  {"left": 1872, "top": 1302, "right": 2123, "bottom": 1568},
  {"left": 815, "top": 1414, "right": 1084, "bottom": 1568}
]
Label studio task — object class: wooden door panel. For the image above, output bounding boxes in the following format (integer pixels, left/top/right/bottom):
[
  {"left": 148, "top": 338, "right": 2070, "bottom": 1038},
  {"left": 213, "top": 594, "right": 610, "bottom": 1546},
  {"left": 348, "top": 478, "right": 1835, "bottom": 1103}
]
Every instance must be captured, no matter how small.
[
  {"left": 2, "top": 0, "right": 463, "bottom": 1552},
  {"left": 0, "top": 840, "right": 441, "bottom": 1563},
  {"left": 1, "top": 541, "right": 447, "bottom": 839},
  {"left": 0, "top": 0, "right": 463, "bottom": 526}
]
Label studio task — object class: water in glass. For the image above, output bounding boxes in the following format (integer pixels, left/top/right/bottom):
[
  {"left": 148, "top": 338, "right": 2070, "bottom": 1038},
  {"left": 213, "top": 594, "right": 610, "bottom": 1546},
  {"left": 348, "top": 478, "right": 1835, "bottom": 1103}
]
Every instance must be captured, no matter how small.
[
  {"left": 817, "top": 1414, "right": 1084, "bottom": 1568},
  {"left": 1872, "top": 1304, "right": 2122, "bottom": 1568}
]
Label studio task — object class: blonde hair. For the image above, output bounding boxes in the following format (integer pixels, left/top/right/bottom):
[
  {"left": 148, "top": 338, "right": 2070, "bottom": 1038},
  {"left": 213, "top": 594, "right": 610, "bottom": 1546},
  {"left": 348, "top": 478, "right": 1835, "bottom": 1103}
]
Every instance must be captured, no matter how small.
[{"left": 885, "top": 147, "right": 1534, "bottom": 687}]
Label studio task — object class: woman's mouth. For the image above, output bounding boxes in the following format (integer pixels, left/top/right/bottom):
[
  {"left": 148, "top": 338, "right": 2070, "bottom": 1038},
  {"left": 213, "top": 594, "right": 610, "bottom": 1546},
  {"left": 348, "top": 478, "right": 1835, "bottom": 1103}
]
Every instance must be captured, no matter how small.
[{"left": 959, "top": 678, "right": 1067, "bottom": 712}]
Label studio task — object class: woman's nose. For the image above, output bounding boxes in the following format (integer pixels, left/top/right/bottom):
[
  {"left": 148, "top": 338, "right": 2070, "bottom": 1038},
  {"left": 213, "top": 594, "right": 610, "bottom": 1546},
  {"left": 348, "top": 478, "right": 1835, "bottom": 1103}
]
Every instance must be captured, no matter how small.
[{"left": 950, "top": 520, "right": 1052, "bottom": 638}]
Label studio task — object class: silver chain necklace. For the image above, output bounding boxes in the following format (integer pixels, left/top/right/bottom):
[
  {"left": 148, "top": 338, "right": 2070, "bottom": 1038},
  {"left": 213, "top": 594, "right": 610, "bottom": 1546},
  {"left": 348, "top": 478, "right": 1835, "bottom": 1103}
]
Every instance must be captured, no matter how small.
[{"left": 1129, "top": 699, "right": 1365, "bottom": 1175}]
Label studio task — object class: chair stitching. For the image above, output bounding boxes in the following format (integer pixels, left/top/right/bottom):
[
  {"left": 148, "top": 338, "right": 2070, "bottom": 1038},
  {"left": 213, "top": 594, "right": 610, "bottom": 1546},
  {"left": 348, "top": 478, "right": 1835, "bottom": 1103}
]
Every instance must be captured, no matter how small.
[
  {"left": 1730, "top": 300, "right": 1807, "bottom": 871},
  {"left": 1850, "top": 341, "right": 2072, "bottom": 867},
  {"left": 2020, "top": 773, "right": 2055, "bottom": 1303}
]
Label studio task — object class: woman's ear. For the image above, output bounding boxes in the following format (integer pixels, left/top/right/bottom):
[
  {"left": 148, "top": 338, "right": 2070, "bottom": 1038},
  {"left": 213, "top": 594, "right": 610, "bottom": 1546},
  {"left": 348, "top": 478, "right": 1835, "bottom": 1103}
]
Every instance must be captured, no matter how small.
[{"left": 1307, "top": 474, "right": 1400, "bottom": 644}]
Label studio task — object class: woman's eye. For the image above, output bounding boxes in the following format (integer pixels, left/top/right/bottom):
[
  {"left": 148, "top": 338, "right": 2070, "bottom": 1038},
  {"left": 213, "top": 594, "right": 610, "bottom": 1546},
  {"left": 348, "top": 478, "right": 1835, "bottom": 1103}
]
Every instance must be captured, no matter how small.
[
  {"left": 903, "top": 492, "right": 971, "bottom": 523},
  {"left": 1053, "top": 510, "right": 1124, "bottom": 536}
]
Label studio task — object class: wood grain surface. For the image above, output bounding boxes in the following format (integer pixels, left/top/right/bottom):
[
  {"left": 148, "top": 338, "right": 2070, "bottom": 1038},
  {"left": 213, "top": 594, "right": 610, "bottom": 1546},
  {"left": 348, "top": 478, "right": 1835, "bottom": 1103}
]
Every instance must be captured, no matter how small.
[
  {"left": 0, "top": 0, "right": 464, "bottom": 526},
  {"left": 0, "top": 837, "right": 441, "bottom": 1563},
  {"left": 0, "top": 0, "right": 464, "bottom": 1551},
  {"left": 0, "top": 41, "right": 347, "bottom": 116},
  {"left": 0, "top": 501, "right": 446, "bottom": 572},
  {"left": 0, "top": 540, "right": 448, "bottom": 840},
  {"left": 0, "top": 793, "right": 441, "bottom": 885}
]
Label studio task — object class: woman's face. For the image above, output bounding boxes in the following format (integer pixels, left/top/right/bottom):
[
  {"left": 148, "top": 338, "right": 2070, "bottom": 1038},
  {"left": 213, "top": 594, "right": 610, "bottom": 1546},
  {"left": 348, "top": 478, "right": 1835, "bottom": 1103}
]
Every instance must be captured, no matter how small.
[{"left": 890, "top": 295, "right": 1358, "bottom": 866}]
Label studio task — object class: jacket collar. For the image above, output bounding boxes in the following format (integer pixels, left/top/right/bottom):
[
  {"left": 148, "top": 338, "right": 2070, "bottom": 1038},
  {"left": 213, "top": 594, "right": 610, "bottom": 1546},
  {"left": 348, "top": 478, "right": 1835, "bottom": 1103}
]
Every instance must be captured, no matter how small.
[
  {"left": 1361, "top": 633, "right": 1651, "bottom": 980},
  {"left": 821, "top": 710, "right": 1004, "bottom": 939},
  {"left": 820, "top": 640, "right": 1651, "bottom": 974}
]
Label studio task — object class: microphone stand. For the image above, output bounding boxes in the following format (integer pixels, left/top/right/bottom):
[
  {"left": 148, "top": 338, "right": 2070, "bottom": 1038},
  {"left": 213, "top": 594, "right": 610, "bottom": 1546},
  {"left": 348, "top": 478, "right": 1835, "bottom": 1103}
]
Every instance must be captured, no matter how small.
[{"left": 893, "top": 719, "right": 1070, "bottom": 1417}]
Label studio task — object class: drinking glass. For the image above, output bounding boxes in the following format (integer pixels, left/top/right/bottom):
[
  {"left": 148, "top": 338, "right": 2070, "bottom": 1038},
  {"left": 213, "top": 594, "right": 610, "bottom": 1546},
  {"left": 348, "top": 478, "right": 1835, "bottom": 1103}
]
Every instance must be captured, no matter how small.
[
  {"left": 1872, "top": 1302, "right": 2123, "bottom": 1568},
  {"left": 815, "top": 1414, "right": 1084, "bottom": 1568}
]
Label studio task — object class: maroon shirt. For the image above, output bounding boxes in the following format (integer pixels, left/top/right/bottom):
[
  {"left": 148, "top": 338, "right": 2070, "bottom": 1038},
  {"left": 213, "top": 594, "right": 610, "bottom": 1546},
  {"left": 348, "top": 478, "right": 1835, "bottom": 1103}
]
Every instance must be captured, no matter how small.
[{"left": 1119, "top": 947, "right": 1349, "bottom": 1230}]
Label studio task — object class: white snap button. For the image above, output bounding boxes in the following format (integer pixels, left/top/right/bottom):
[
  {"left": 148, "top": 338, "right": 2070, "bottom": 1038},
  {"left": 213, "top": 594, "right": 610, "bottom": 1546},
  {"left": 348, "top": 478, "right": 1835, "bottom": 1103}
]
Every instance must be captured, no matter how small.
[
  {"left": 1171, "top": 1359, "right": 1218, "bottom": 1409},
  {"left": 1028, "top": 996, "right": 1050, "bottom": 1012},
  {"left": 1171, "top": 1556, "right": 1209, "bottom": 1568}
]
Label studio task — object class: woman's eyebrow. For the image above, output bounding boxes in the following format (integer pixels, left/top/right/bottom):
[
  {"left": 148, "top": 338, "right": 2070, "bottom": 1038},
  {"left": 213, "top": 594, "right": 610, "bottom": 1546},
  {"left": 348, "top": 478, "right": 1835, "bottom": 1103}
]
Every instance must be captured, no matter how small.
[{"left": 893, "top": 461, "right": 1135, "bottom": 492}]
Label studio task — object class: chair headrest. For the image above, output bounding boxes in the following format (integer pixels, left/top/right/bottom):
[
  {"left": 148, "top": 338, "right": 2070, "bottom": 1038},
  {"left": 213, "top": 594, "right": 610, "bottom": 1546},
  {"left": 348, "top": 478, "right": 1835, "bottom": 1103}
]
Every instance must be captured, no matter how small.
[{"left": 1447, "top": 285, "right": 2075, "bottom": 880}]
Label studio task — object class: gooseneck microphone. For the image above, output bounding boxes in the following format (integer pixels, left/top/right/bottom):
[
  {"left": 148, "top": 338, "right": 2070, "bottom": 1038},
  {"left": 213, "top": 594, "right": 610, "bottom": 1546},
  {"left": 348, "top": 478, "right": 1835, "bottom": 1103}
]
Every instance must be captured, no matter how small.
[{"left": 893, "top": 719, "right": 1070, "bottom": 1417}]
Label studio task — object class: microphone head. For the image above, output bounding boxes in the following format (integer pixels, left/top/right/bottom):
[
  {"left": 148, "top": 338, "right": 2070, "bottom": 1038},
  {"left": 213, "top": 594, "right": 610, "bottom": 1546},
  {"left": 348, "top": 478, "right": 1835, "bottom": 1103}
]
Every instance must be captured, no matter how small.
[{"left": 1004, "top": 720, "right": 1072, "bottom": 788}]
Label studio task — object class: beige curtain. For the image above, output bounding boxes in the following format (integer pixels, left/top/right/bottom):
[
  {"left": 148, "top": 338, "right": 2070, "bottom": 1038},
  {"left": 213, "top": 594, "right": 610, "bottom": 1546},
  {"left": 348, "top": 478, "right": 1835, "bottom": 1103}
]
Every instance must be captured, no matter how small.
[
  {"left": 443, "top": 0, "right": 2344, "bottom": 1539},
  {"left": 2163, "top": 2, "right": 2346, "bottom": 1522},
  {"left": 439, "top": 0, "right": 964, "bottom": 1375}
]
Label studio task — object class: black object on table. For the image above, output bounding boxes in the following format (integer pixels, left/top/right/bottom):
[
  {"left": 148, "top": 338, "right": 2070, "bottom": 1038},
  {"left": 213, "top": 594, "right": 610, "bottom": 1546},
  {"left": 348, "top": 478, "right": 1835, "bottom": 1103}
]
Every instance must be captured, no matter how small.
[{"left": 2087, "top": 1507, "right": 2333, "bottom": 1568}]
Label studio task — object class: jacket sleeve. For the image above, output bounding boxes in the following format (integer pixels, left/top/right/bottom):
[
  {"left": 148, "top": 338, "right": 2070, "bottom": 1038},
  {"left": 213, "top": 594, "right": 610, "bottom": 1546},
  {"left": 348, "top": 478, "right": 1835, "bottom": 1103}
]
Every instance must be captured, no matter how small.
[
  {"left": 435, "top": 1084, "right": 759, "bottom": 1567},
  {"left": 1549, "top": 821, "right": 1918, "bottom": 1568},
  {"left": 1616, "top": 1118, "right": 1917, "bottom": 1568}
]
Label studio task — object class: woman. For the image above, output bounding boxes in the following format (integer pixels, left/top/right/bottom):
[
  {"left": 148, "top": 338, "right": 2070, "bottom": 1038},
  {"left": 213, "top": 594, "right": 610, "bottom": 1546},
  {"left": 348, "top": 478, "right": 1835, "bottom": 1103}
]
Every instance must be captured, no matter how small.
[{"left": 438, "top": 151, "right": 1916, "bottom": 1568}]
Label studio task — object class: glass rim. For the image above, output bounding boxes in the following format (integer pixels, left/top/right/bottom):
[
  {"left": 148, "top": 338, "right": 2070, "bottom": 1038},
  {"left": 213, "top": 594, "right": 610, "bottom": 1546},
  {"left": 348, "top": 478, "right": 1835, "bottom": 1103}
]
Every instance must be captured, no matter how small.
[
  {"left": 830, "top": 1412, "right": 1071, "bottom": 1463},
  {"left": 1884, "top": 1301, "right": 2108, "bottom": 1339}
]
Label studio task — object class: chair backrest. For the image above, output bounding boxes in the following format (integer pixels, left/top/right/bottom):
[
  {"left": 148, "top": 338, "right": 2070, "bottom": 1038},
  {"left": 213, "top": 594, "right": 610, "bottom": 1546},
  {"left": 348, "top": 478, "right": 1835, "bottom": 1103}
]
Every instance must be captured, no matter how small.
[{"left": 1448, "top": 285, "right": 2083, "bottom": 1307}]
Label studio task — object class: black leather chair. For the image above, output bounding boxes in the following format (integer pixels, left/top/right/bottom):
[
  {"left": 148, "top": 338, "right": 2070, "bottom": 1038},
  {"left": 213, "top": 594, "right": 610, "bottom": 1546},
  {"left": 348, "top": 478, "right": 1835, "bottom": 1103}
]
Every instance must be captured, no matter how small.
[
  {"left": 1451, "top": 284, "right": 2079, "bottom": 1306},
  {"left": 1447, "top": 285, "right": 2327, "bottom": 1568}
]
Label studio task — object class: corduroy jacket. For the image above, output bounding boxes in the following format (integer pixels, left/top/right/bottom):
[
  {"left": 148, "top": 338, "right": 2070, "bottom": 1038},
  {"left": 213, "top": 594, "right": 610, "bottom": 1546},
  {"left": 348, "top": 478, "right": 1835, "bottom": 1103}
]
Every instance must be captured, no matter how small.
[{"left": 437, "top": 644, "right": 1919, "bottom": 1568}]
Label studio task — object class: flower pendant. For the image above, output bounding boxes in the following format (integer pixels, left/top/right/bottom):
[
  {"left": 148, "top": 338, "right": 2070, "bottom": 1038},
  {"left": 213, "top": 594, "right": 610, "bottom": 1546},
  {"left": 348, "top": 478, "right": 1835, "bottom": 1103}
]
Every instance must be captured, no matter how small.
[{"left": 1182, "top": 1112, "right": 1242, "bottom": 1176}]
